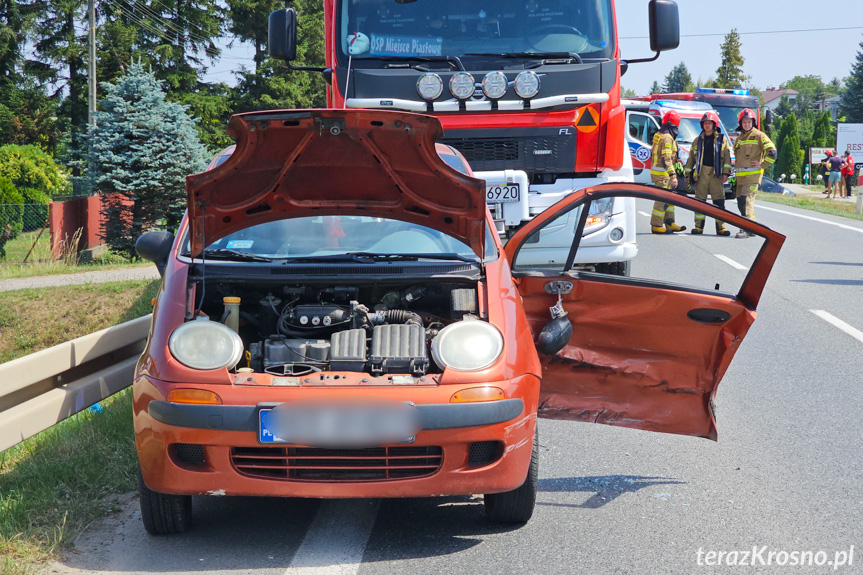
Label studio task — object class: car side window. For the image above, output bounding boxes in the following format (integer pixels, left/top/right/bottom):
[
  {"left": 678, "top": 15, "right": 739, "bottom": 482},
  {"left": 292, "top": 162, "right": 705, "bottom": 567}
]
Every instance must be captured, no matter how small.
[
  {"left": 511, "top": 203, "right": 585, "bottom": 274},
  {"left": 628, "top": 113, "right": 648, "bottom": 142}
]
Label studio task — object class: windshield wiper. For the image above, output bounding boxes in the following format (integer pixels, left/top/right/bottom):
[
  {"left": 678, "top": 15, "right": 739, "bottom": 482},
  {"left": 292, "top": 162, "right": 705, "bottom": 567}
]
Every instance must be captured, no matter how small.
[
  {"left": 284, "top": 252, "right": 478, "bottom": 264},
  {"left": 199, "top": 248, "right": 275, "bottom": 262},
  {"left": 465, "top": 52, "right": 583, "bottom": 65},
  {"left": 350, "top": 55, "right": 464, "bottom": 71}
]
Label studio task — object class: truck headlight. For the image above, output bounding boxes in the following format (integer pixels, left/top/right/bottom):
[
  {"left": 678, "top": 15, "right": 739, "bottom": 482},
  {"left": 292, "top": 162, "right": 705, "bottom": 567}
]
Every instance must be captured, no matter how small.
[
  {"left": 449, "top": 72, "right": 476, "bottom": 100},
  {"left": 168, "top": 319, "right": 244, "bottom": 371},
  {"left": 417, "top": 73, "right": 443, "bottom": 101},
  {"left": 431, "top": 321, "right": 503, "bottom": 371},
  {"left": 514, "top": 71, "right": 540, "bottom": 99}
]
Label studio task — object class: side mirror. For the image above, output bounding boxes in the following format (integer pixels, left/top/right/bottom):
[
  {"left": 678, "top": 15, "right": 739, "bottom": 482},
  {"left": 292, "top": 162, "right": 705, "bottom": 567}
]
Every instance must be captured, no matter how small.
[
  {"left": 136, "top": 231, "right": 175, "bottom": 277},
  {"left": 765, "top": 109, "right": 774, "bottom": 127},
  {"left": 268, "top": 8, "right": 298, "bottom": 61},
  {"left": 648, "top": 0, "right": 680, "bottom": 53}
]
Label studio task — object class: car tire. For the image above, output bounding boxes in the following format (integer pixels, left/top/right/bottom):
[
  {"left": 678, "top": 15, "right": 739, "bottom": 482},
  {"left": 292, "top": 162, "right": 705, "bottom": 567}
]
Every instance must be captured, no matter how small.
[
  {"left": 138, "top": 467, "right": 192, "bottom": 535},
  {"left": 484, "top": 426, "right": 538, "bottom": 524},
  {"left": 593, "top": 260, "right": 631, "bottom": 276}
]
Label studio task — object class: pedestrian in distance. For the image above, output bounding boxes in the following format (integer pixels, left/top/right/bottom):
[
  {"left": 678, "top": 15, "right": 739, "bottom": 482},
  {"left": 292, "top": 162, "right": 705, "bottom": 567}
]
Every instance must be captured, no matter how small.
[
  {"left": 821, "top": 151, "right": 832, "bottom": 194},
  {"left": 650, "top": 110, "right": 686, "bottom": 234},
  {"left": 684, "top": 111, "right": 732, "bottom": 236},
  {"left": 825, "top": 151, "right": 844, "bottom": 199},
  {"left": 733, "top": 109, "right": 777, "bottom": 238},
  {"left": 842, "top": 150, "right": 855, "bottom": 198}
]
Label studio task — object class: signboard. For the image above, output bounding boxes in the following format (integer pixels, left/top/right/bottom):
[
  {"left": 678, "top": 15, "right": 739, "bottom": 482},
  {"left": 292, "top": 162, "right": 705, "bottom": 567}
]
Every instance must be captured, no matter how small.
[
  {"left": 810, "top": 147, "right": 832, "bottom": 164},
  {"left": 837, "top": 123, "right": 863, "bottom": 157}
]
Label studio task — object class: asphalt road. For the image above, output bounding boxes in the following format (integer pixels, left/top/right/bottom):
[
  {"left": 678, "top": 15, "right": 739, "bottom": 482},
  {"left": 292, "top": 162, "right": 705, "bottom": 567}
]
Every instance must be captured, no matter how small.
[{"left": 43, "top": 199, "right": 863, "bottom": 575}]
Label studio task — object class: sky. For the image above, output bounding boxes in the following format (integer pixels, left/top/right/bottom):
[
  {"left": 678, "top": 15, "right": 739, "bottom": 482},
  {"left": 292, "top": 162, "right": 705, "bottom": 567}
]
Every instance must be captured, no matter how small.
[{"left": 205, "top": 0, "right": 863, "bottom": 95}]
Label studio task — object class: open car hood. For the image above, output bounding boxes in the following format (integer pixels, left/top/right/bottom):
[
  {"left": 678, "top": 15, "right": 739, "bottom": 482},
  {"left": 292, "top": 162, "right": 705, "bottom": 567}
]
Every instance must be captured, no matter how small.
[{"left": 186, "top": 109, "right": 487, "bottom": 258}]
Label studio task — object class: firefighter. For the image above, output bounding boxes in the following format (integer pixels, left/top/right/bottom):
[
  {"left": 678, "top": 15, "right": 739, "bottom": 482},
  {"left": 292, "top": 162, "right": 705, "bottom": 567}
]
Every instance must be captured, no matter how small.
[
  {"left": 733, "top": 108, "right": 777, "bottom": 238},
  {"left": 650, "top": 110, "right": 686, "bottom": 234},
  {"left": 684, "top": 111, "right": 732, "bottom": 236}
]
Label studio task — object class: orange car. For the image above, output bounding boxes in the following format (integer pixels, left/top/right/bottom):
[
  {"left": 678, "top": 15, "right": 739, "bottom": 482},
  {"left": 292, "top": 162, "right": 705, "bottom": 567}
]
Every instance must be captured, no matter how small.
[{"left": 134, "top": 109, "right": 784, "bottom": 534}]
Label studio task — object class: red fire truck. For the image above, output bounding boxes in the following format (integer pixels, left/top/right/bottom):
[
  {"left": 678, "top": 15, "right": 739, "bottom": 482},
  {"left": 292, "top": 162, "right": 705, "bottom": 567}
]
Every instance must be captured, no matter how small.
[
  {"left": 651, "top": 88, "right": 764, "bottom": 142},
  {"left": 267, "top": 0, "right": 679, "bottom": 275}
]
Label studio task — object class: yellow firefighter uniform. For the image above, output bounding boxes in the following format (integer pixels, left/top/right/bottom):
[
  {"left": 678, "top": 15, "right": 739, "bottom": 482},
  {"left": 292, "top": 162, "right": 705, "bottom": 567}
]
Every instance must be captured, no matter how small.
[
  {"left": 684, "top": 131, "right": 732, "bottom": 235},
  {"left": 650, "top": 130, "right": 685, "bottom": 233},
  {"left": 733, "top": 127, "right": 777, "bottom": 221}
]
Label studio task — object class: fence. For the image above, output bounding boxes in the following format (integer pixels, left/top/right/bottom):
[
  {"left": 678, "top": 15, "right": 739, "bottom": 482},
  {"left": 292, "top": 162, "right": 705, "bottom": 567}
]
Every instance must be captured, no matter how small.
[{"left": 0, "top": 203, "right": 51, "bottom": 263}]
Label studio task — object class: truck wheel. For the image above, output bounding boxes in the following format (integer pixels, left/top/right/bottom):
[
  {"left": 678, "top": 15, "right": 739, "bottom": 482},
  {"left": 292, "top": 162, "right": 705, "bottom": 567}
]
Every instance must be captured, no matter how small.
[
  {"left": 138, "top": 467, "right": 192, "bottom": 535},
  {"left": 593, "top": 261, "right": 631, "bottom": 276},
  {"left": 484, "top": 427, "right": 538, "bottom": 524}
]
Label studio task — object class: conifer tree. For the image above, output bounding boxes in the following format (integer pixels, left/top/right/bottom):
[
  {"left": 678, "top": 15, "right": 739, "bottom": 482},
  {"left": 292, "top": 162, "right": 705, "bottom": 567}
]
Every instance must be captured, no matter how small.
[
  {"left": 663, "top": 62, "right": 694, "bottom": 93},
  {"left": 89, "top": 62, "right": 208, "bottom": 259},
  {"left": 775, "top": 114, "right": 802, "bottom": 182},
  {"left": 715, "top": 30, "right": 747, "bottom": 89},
  {"left": 841, "top": 37, "right": 863, "bottom": 122}
]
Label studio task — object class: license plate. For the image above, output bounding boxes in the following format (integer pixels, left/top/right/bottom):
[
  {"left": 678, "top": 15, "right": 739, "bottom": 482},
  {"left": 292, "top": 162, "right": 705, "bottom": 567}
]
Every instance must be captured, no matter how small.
[
  {"left": 259, "top": 401, "right": 420, "bottom": 448},
  {"left": 486, "top": 183, "right": 520, "bottom": 203}
]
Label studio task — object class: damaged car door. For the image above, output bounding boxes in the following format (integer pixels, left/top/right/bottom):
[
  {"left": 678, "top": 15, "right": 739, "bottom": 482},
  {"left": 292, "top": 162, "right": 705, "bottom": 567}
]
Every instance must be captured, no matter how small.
[{"left": 504, "top": 184, "right": 784, "bottom": 440}]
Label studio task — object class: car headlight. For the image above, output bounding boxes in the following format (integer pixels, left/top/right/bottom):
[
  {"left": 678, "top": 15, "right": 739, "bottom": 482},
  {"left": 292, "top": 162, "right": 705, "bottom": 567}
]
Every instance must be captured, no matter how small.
[
  {"left": 481, "top": 71, "right": 508, "bottom": 99},
  {"left": 583, "top": 197, "right": 613, "bottom": 235},
  {"left": 449, "top": 72, "right": 476, "bottom": 100},
  {"left": 417, "top": 73, "right": 443, "bottom": 101},
  {"left": 431, "top": 320, "right": 504, "bottom": 371},
  {"left": 514, "top": 71, "right": 540, "bottom": 99},
  {"left": 168, "top": 319, "right": 244, "bottom": 371}
]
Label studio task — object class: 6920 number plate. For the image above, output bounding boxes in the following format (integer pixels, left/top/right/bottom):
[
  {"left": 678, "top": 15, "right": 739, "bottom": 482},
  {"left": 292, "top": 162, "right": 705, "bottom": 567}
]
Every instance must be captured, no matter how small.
[{"left": 486, "top": 183, "right": 520, "bottom": 203}]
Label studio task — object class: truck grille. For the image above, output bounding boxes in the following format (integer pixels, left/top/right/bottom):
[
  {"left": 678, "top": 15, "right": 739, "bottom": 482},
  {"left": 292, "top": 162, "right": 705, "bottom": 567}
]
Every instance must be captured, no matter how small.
[
  {"left": 230, "top": 446, "right": 443, "bottom": 481},
  {"left": 442, "top": 128, "right": 576, "bottom": 174}
]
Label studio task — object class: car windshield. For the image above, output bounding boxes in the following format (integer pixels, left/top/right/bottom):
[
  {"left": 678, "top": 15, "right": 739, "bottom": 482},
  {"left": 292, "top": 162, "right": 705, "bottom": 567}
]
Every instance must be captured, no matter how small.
[
  {"left": 337, "top": 0, "right": 615, "bottom": 61},
  {"left": 677, "top": 117, "right": 703, "bottom": 143},
  {"left": 184, "top": 216, "right": 484, "bottom": 263}
]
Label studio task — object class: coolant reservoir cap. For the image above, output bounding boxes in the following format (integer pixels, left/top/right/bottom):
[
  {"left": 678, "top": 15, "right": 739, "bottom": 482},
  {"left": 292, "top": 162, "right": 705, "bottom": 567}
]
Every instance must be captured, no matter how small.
[
  {"left": 223, "top": 297, "right": 241, "bottom": 303},
  {"left": 237, "top": 367, "right": 254, "bottom": 373}
]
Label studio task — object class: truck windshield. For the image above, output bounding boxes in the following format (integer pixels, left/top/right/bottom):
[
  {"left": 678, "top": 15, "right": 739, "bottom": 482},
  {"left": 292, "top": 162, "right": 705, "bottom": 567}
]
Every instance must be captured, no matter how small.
[
  {"left": 337, "top": 0, "right": 615, "bottom": 62},
  {"left": 712, "top": 106, "right": 745, "bottom": 136}
]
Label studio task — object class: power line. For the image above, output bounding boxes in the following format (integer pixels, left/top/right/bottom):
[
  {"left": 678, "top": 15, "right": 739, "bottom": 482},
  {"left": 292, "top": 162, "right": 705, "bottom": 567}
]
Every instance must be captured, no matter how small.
[{"left": 621, "top": 25, "right": 863, "bottom": 40}]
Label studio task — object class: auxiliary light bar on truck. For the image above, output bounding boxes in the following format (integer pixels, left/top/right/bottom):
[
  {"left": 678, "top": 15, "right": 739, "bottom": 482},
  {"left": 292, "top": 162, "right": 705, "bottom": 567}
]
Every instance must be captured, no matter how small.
[{"left": 345, "top": 94, "right": 610, "bottom": 113}]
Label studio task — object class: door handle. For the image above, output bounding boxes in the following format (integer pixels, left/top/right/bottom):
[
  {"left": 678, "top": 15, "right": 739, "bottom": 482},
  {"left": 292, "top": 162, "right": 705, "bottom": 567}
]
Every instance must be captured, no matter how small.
[{"left": 687, "top": 308, "right": 731, "bottom": 324}]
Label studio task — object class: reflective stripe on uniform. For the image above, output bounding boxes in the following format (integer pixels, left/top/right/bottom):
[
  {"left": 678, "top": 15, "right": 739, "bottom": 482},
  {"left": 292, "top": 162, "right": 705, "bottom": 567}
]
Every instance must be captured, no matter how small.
[
  {"left": 651, "top": 169, "right": 673, "bottom": 176},
  {"left": 764, "top": 156, "right": 776, "bottom": 164},
  {"left": 737, "top": 168, "right": 764, "bottom": 177},
  {"left": 652, "top": 209, "right": 666, "bottom": 217},
  {"left": 694, "top": 213, "right": 706, "bottom": 221},
  {"left": 736, "top": 140, "right": 759, "bottom": 145}
]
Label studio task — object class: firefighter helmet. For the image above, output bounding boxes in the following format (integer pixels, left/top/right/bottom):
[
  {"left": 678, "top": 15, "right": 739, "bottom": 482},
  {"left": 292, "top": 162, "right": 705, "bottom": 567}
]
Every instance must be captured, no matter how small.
[
  {"left": 737, "top": 108, "right": 757, "bottom": 131},
  {"left": 662, "top": 110, "right": 681, "bottom": 127},
  {"left": 701, "top": 111, "right": 721, "bottom": 131}
]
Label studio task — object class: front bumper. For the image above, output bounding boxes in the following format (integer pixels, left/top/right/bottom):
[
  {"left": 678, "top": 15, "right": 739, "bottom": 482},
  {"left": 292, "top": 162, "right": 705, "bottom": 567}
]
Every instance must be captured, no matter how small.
[
  {"left": 149, "top": 398, "right": 524, "bottom": 432},
  {"left": 135, "top": 375, "right": 538, "bottom": 499}
]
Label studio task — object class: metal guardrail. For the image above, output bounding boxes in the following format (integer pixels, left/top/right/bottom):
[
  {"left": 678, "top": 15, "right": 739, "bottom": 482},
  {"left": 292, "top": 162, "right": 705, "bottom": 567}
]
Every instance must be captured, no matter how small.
[{"left": 0, "top": 315, "right": 152, "bottom": 452}]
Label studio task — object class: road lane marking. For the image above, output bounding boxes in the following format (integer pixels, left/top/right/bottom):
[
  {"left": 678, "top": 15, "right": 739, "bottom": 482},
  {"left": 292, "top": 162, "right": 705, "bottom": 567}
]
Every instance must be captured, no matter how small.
[
  {"left": 637, "top": 211, "right": 650, "bottom": 217},
  {"left": 810, "top": 310, "right": 863, "bottom": 344},
  {"left": 756, "top": 204, "right": 863, "bottom": 234},
  {"left": 285, "top": 499, "right": 379, "bottom": 575},
  {"left": 714, "top": 254, "right": 747, "bottom": 270}
]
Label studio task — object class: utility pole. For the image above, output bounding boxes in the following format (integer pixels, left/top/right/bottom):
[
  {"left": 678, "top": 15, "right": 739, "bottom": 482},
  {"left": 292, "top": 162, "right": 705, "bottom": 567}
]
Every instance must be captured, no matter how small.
[{"left": 88, "top": 0, "right": 96, "bottom": 126}]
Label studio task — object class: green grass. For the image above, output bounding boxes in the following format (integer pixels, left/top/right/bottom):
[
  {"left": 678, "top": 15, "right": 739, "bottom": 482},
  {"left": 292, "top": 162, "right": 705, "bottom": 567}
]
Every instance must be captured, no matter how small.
[
  {"left": 0, "top": 231, "right": 150, "bottom": 280},
  {"left": 0, "top": 390, "right": 137, "bottom": 575},
  {"left": 756, "top": 192, "right": 863, "bottom": 222},
  {"left": 0, "top": 280, "right": 159, "bottom": 574}
]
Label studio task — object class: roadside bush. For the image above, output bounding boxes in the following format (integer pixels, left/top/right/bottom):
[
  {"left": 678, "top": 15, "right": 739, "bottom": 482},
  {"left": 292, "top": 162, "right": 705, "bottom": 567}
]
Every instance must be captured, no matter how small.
[
  {"left": 0, "top": 144, "right": 69, "bottom": 232},
  {"left": 0, "top": 176, "right": 24, "bottom": 259}
]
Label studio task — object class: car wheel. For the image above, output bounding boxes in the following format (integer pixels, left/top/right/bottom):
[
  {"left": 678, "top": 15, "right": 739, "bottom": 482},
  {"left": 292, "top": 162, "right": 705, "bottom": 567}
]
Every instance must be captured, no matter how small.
[
  {"left": 484, "top": 426, "right": 538, "bottom": 524},
  {"left": 138, "top": 467, "right": 192, "bottom": 535},
  {"left": 593, "top": 260, "right": 630, "bottom": 276}
]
